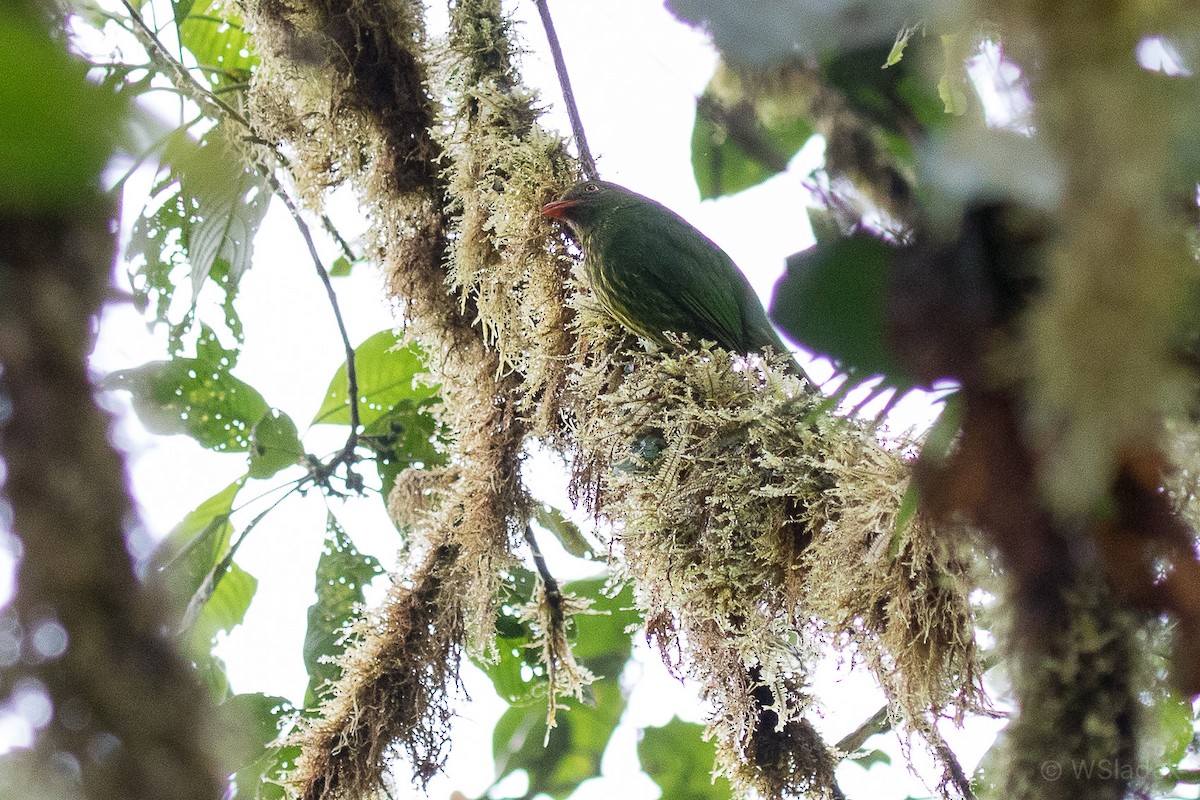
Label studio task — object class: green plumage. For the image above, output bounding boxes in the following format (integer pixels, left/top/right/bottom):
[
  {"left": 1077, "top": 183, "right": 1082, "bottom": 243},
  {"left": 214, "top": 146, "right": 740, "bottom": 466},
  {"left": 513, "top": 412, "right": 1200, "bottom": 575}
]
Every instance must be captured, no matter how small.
[{"left": 543, "top": 180, "right": 806, "bottom": 379}]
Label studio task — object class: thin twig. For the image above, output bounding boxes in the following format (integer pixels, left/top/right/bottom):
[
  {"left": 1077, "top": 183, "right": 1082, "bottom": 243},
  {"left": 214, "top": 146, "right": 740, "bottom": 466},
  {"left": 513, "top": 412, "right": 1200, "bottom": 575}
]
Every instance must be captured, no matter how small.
[
  {"left": 534, "top": 0, "right": 599, "bottom": 180},
  {"left": 523, "top": 523, "right": 562, "bottom": 611},
  {"left": 934, "top": 738, "right": 976, "bottom": 800},
  {"left": 264, "top": 170, "right": 363, "bottom": 444}
]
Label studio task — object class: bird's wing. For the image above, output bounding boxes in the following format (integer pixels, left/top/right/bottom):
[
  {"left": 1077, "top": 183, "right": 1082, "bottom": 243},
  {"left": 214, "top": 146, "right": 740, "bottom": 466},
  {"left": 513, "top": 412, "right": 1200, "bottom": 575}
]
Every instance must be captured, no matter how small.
[{"left": 608, "top": 203, "right": 751, "bottom": 351}]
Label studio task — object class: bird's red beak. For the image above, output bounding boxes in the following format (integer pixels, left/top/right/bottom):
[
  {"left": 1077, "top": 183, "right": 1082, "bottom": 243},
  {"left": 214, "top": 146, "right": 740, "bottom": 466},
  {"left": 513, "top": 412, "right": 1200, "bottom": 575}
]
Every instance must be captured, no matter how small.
[{"left": 541, "top": 199, "right": 579, "bottom": 219}]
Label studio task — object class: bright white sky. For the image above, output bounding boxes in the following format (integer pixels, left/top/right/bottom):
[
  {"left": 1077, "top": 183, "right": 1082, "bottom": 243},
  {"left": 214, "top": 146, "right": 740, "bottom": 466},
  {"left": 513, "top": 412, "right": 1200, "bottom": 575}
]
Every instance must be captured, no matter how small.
[{"left": 1, "top": 1, "right": 1011, "bottom": 798}]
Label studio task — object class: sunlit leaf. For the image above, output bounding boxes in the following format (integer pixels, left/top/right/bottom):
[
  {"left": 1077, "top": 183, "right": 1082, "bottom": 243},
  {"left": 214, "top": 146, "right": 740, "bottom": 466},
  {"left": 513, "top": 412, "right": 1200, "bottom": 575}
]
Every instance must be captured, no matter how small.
[
  {"left": 150, "top": 478, "right": 245, "bottom": 617},
  {"left": 175, "top": 0, "right": 259, "bottom": 85},
  {"left": 639, "top": 718, "right": 732, "bottom": 799},
  {"left": 189, "top": 562, "right": 257, "bottom": 647},
  {"left": 126, "top": 123, "right": 268, "bottom": 350},
  {"left": 302, "top": 515, "right": 383, "bottom": 709},
  {"left": 312, "top": 330, "right": 440, "bottom": 428}
]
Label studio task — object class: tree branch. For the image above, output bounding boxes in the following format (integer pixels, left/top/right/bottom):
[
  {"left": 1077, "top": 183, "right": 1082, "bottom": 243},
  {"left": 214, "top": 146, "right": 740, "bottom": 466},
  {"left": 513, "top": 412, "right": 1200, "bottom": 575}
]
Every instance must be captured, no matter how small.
[{"left": 534, "top": 0, "right": 599, "bottom": 181}]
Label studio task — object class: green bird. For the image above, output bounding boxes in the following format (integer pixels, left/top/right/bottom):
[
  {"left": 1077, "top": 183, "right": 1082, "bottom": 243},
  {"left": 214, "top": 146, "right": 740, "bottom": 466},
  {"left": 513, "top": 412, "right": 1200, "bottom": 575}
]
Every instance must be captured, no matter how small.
[{"left": 542, "top": 180, "right": 807, "bottom": 380}]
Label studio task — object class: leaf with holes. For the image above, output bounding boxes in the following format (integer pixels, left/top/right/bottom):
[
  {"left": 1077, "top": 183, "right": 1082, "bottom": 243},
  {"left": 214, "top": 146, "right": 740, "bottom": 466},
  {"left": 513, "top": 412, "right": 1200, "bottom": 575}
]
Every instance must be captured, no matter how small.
[
  {"left": 104, "top": 328, "right": 270, "bottom": 452},
  {"left": 126, "top": 124, "right": 267, "bottom": 350},
  {"left": 302, "top": 515, "right": 383, "bottom": 709}
]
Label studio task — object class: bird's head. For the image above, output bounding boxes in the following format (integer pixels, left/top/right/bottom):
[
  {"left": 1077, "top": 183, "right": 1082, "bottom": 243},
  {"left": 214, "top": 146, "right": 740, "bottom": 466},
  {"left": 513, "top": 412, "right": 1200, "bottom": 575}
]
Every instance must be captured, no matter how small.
[{"left": 541, "top": 180, "right": 636, "bottom": 232}]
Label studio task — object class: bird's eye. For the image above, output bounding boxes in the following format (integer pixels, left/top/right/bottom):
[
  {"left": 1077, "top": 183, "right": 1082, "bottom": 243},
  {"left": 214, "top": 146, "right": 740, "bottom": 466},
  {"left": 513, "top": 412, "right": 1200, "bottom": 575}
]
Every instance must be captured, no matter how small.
[{"left": 584, "top": 183, "right": 599, "bottom": 192}]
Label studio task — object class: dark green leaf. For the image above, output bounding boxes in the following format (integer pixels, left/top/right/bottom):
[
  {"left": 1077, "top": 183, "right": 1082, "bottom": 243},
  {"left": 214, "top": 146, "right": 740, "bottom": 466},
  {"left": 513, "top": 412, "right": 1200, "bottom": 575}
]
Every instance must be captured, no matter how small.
[
  {"left": 486, "top": 579, "right": 639, "bottom": 798},
  {"left": 532, "top": 504, "right": 595, "bottom": 559},
  {"left": 150, "top": 478, "right": 245, "bottom": 621},
  {"left": 820, "top": 41, "right": 948, "bottom": 148},
  {"left": 360, "top": 402, "right": 445, "bottom": 504},
  {"left": 222, "top": 693, "right": 298, "bottom": 800},
  {"left": 104, "top": 328, "right": 270, "bottom": 452},
  {"left": 638, "top": 718, "right": 732, "bottom": 799},
  {"left": 312, "top": 331, "right": 440, "bottom": 428},
  {"left": 248, "top": 409, "right": 304, "bottom": 479},
  {"left": 492, "top": 678, "right": 626, "bottom": 800},
  {"left": 480, "top": 568, "right": 544, "bottom": 704},
  {"left": 302, "top": 515, "right": 383, "bottom": 709},
  {"left": 848, "top": 748, "right": 892, "bottom": 769},
  {"left": 0, "top": 9, "right": 126, "bottom": 210},
  {"left": 771, "top": 233, "right": 914, "bottom": 394},
  {"left": 232, "top": 744, "right": 300, "bottom": 800},
  {"left": 691, "top": 66, "right": 815, "bottom": 199}
]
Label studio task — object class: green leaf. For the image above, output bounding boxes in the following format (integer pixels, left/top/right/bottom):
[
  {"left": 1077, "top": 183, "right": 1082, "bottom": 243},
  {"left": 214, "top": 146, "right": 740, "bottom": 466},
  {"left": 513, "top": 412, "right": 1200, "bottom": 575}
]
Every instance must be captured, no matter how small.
[
  {"left": 1151, "top": 691, "right": 1195, "bottom": 768},
  {"left": 176, "top": 0, "right": 259, "bottom": 86},
  {"left": 691, "top": 64, "right": 815, "bottom": 199},
  {"left": 848, "top": 748, "right": 892, "bottom": 769},
  {"left": 312, "top": 331, "right": 440, "bottom": 428},
  {"left": 329, "top": 256, "right": 354, "bottom": 277},
  {"left": 104, "top": 327, "right": 270, "bottom": 451},
  {"left": 482, "top": 569, "right": 544, "bottom": 704},
  {"left": 360, "top": 402, "right": 445, "bottom": 504},
  {"left": 222, "top": 693, "right": 298, "bottom": 800},
  {"left": 822, "top": 42, "right": 946, "bottom": 135},
  {"left": 937, "top": 34, "right": 971, "bottom": 116},
  {"left": 0, "top": 9, "right": 127, "bottom": 210},
  {"left": 248, "top": 409, "right": 304, "bottom": 478},
  {"left": 771, "top": 233, "right": 915, "bottom": 394},
  {"left": 884, "top": 26, "right": 917, "bottom": 68},
  {"left": 302, "top": 515, "right": 383, "bottom": 709},
  {"left": 188, "top": 562, "right": 257, "bottom": 648},
  {"left": 126, "top": 124, "right": 268, "bottom": 350},
  {"left": 487, "top": 579, "right": 639, "bottom": 799},
  {"left": 492, "top": 678, "right": 626, "bottom": 800},
  {"left": 165, "top": 127, "right": 270, "bottom": 299},
  {"left": 638, "top": 718, "right": 732, "bottom": 799},
  {"left": 532, "top": 504, "right": 595, "bottom": 559},
  {"left": 150, "top": 478, "right": 245, "bottom": 621}
]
